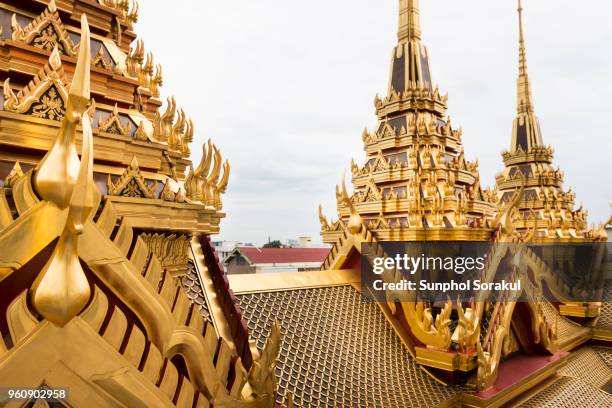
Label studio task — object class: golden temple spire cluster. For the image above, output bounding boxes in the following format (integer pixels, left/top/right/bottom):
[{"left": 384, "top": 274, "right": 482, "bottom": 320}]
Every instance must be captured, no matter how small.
[{"left": 398, "top": 0, "right": 422, "bottom": 42}]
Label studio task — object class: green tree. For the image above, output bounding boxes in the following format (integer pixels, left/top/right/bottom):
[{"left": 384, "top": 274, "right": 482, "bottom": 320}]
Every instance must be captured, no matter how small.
[{"left": 263, "top": 240, "right": 284, "bottom": 248}]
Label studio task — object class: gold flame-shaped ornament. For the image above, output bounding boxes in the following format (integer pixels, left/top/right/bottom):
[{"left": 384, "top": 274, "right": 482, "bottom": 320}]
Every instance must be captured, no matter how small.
[
  {"left": 33, "top": 12, "right": 91, "bottom": 208},
  {"left": 30, "top": 14, "right": 94, "bottom": 326},
  {"left": 30, "top": 229, "right": 90, "bottom": 326}
]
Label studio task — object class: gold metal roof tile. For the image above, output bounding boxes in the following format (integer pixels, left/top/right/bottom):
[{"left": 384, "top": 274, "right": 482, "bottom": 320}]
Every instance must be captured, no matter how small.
[{"left": 237, "top": 285, "right": 461, "bottom": 407}]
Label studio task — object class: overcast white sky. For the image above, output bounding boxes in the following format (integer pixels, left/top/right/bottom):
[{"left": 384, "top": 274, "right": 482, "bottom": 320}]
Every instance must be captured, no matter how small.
[{"left": 138, "top": 0, "right": 611, "bottom": 245}]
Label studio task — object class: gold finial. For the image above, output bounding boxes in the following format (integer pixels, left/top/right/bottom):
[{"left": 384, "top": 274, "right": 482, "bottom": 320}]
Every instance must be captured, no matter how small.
[
  {"left": 398, "top": 0, "right": 421, "bottom": 42},
  {"left": 34, "top": 14, "right": 91, "bottom": 207},
  {"left": 517, "top": 0, "right": 534, "bottom": 115},
  {"left": 30, "top": 12, "right": 94, "bottom": 327},
  {"left": 30, "top": 228, "right": 91, "bottom": 326},
  {"left": 67, "top": 112, "right": 99, "bottom": 234}
]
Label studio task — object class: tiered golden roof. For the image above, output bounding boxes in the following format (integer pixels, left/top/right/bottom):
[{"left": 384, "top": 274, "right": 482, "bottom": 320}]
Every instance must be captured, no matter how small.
[
  {"left": 0, "top": 1, "right": 284, "bottom": 406},
  {"left": 320, "top": 0, "right": 496, "bottom": 243},
  {"left": 0, "top": 1, "right": 609, "bottom": 407}
]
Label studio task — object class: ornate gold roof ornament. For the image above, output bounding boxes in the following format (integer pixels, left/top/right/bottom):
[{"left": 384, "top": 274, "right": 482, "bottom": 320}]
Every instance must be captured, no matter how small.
[
  {"left": 125, "top": 38, "right": 144, "bottom": 77},
  {"left": 11, "top": 0, "right": 76, "bottom": 56},
  {"left": 127, "top": 0, "right": 140, "bottom": 24},
  {"left": 160, "top": 178, "right": 176, "bottom": 201},
  {"left": 159, "top": 176, "right": 186, "bottom": 203},
  {"left": 587, "top": 209, "right": 612, "bottom": 241},
  {"left": 86, "top": 97, "right": 96, "bottom": 121},
  {"left": 184, "top": 140, "right": 230, "bottom": 210},
  {"left": 318, "top": 204, "right": 330, "bottom": 231},
  {"left": 98, "top": 104, "right": 132, "bottom": 136},
  {"left": 107, "top": 156, "right": 157, "bottom": 199},
  {"left": 205, "top": 145, "right": 222, "bottom": 206},
  {"left": 215, "top": 160, "right": 230, "bottom": 207},
  {"left": 139, "top": 52, "right": 154, "bottom": 88},
  {"left": 103, "top": 0, "right": 138, "bottom": 23},
  {"left": 134, "top": 120, "right": 149, "bottom": 141},
  {"left": 247, "top": 319, "right": 281, "bottom": 402},
  {"left": 3, "top": 47, "right": 69, "bottom": 120},
  {"left": 152, "top": 96, "right": 176, "bottom": 142},
  {"left": 4, "top": 162, "right": 24, "bottom": 188},
  {"left": 150, "top": 63, "right": 163, "bottom": 98},
  {"left": 337, "top": 176, "right": 362, "bottom": 234},
  {"left": 168, "top": 108, "right": 186, "bottom": 150},
  {"left": 456, "top": 299, "right": 480, "bottom": 352},
  {"left": 91, "top": 44, "right": 113, "bottom": 70},
  {"left": 140, "top": 232, "right": 191, "bottom": 274},
  {"left": 185, "top": 141, "right": 212, "bottom": 201},
  {"left": 492, "top": 178, "right": 525, "bottom": 242},
  {"left": 180, "top": 117, "right": 194, "bottom": 157},
  {"left": 33, "top": 11, "right": 92, "bottom": 208},
  {"left": 30, "top": 14, "right": 96, "bottom": 327}
]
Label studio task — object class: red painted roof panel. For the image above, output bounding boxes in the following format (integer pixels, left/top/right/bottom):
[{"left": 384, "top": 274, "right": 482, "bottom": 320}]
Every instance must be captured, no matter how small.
[{"left": 238, "top": 247, "right": 330, "bottom": 265}]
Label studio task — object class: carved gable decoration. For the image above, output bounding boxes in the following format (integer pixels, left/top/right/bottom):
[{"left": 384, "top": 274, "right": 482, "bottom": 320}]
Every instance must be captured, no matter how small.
[
  {"left": 11, "top": 1, "right": 76, "bottom": 56},
  {"left": 3, "top": 48, "right": 69, "bottom": 120},
  {"left": 98, "top": 104, "right": 132, "bottom": 136},
  {"left": 380, "top": 121, "right": 396, "bottom": 139},
  {"left": 371, "top": 150, "right": 390, "bottom": 172},
  {"left": 91, "top": 44, "right": 113, "bottom": 70},
  {"left": 107, "top": 157, "right": 157, "bottom": 199},
  {"left": 361, "top": 178, "right": 382, "bottom": 203}
]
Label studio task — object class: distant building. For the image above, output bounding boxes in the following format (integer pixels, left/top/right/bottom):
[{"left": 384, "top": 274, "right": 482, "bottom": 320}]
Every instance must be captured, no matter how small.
[
  {"left": 225, "top": 247, "right": 330, "bottom": 274},
  {"left": 212, "top": 240, "right": 253, "bottom": 264},
  {"left": 285, "top": 236, "right": 314, "bottom": 248}
]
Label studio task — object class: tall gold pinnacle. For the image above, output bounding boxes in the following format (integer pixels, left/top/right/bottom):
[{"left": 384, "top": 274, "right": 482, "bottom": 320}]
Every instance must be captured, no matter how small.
[
  {"left": 398, "top": 0, "right": 421, "bottom": 42},
  {"left": 517, "top": 0, "right": 534, "bottom": 115}
]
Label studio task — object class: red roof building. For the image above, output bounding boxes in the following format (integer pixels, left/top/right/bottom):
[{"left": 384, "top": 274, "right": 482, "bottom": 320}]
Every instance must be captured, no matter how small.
[{"left": 225, "top": 247, "right": 331, "bottom": 274}]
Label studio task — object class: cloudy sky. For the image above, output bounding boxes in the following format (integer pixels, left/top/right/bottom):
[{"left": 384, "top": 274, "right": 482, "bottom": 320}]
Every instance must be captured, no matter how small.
[{"left": 138, "top": 0, "right": 611, "bottom": 245}]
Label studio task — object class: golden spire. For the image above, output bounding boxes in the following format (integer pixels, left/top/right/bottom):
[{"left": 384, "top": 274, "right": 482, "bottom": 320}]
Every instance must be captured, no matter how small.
[
  {"left": 398, "top": 0, "right": 421, "bottom": 42},
  {"left": 516, "top": 0, "right": 534, "bottom": 115}
]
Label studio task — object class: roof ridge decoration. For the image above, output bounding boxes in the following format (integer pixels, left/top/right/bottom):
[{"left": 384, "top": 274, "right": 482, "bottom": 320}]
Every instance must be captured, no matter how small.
[
  {"left": 98, "top": 104, "right": 132, "bottom": 136},
  {"left": 151, "top": 96, "right": 194, "bottom": 157},
  {"left": 123, "top": 39, "right": 164, "bottom": 97},
  {"left": 184, "top": 140, "right": 230, "bottom": 210},
  {"left": 3, "top": 47, "right": 69, "bottom": 120},
  {"left": 107, "top": 156, "right": 157, "bottom": 199},
  {"left": 11, "top": 0, "right": 76, "bottom": 56},
  {"left": 101, "top": 0, "right": 139, "bottom": 24}
]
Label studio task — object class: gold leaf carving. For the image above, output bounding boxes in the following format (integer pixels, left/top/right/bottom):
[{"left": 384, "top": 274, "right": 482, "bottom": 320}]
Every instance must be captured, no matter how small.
[
  {"left": 107, "top": 157, "right": 156, "bottom": 199},
  {"left": 11, "top": 0, "right": 76, "bottom": 56}
]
